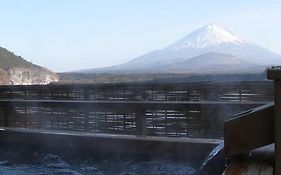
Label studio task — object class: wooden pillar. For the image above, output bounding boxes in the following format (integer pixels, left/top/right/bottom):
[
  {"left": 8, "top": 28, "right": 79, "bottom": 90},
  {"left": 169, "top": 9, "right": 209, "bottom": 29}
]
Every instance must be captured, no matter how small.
[
  {"left": 267, "top": 67, "right": 281, "bottom": 175},
  {"left": 274, "top": 80, "right": 281, "bottom": 175},
  {"left": 135, "top": 108, "right": 146, "bottom": 136}
]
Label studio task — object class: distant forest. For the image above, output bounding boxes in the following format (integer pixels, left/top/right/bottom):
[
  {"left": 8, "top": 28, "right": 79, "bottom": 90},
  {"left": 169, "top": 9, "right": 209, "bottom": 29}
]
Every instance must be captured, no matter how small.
[{"left": 58, "top": 72, "right": 268, "bottom": 84}]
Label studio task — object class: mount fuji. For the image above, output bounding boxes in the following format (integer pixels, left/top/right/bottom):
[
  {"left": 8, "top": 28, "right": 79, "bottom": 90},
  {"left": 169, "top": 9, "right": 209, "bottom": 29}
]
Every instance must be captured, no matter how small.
[{"left": 82, "top": 24, "right": 281, "bottom": 73}]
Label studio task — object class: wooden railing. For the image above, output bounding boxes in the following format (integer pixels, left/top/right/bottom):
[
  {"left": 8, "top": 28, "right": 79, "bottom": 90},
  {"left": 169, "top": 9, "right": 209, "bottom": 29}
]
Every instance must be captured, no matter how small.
[
  {"left": 0, "top": 81, "right": 273, "bottom": 102},
  {"left": 0, "top": 81, "right": 273, "bottom": 138},
  {"left": 0, "top": 100, "right": 267, "bottom": 139}
]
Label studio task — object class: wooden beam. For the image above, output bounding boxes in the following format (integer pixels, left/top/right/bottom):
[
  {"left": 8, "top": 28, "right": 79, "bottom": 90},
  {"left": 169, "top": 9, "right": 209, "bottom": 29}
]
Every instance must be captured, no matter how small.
[
  {"left": 224, "top": 103, "right": 274, "bottom": 157},
  {"left": 268, "top": 67, "right": 281, "bottom": 80},
  {"left": 0, "top": 99, "right": 267, "bottom": 111}
]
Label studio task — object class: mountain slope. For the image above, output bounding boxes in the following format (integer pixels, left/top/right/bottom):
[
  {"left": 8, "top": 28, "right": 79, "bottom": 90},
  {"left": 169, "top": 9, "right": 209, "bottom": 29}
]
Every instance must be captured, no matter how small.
[
  {"left": 80, "top": 24, "right": 281, "bottom": 73},
  {"left": 0, "top": 47, "right": 40, "bottom": 70},
  {"left": 165, "top": 52, "right": 264, "bottom": 73},
  {"left": 0, "top": 47, "right": 59, "bottom": 85}
]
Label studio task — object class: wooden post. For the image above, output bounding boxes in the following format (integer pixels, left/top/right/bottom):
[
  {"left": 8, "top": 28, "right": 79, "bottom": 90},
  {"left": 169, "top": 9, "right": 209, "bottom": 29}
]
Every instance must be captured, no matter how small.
[
  {"left": 135, "top": 108, "right": 146, "bottom": 136},
  {"left": 274, "top": 80, "right": 281, "bottom": 175},
  {"left": 239, "top": 89, "right": 242, "bottom": 102},
  {"left": 24, "top": 103, "right": 27, "bottom": 129},
  {"left": 84, "top": 108, "right": 90, "bottom": 131},
  {"left": 84, "top": 89, "right": 89, "bottom": 100},
  {"left": 3, "top": 104, "right": 10, "bottom": 127},
  {"left": 3, "top": 104, "right": 15, "bottom": 128},
  {"left": 267, "top": 67, "right": 281, "bottom": 175},
  {"left": 83, "top": 89, "right": 90, "bottom": 131},
  {"left": 24, "top": 91, "right": 27, "bottom": 100}
]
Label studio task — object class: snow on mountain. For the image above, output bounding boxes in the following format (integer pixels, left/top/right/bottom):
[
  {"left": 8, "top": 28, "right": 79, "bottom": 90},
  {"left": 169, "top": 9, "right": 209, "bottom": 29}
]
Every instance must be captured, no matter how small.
[
  {"left": 169, "top": 24, "right": 248, "bottom": 49},
  {"left": 80, "top": 24, "right": 281, "bottom": 73}
]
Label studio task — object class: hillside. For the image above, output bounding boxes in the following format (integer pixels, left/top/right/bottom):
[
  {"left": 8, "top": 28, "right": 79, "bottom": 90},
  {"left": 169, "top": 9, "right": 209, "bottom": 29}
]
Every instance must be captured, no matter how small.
[
  {"left": 0, "top": 47, "right": 40, "bottom": 70},
  {"left": 0, "top": 47, "right": 59, "bottom": 85}
]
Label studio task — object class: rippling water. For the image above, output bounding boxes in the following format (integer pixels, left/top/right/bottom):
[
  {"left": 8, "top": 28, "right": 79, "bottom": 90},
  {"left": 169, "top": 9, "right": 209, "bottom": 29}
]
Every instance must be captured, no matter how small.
[{"left": 0, "top": 149, "right": 197, "bottom": 175}]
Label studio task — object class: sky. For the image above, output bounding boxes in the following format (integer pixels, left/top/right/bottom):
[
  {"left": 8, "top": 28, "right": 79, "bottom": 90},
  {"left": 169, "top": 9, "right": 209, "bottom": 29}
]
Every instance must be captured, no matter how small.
[{"left": 0, "top": 0, "right": 280, "bottom": 72}]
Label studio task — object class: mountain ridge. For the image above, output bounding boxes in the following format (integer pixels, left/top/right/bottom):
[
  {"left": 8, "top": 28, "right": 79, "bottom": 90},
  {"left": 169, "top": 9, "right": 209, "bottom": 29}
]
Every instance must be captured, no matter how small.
[{"left": 78, "top": 24, "right": 281, "bottom": 74}]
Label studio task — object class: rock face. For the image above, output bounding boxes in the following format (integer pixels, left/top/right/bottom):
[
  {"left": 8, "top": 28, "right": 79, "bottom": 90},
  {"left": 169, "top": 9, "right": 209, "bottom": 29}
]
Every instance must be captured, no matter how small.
[
  {"left": 7, "top": 67, "right": 59, "bottom": 85},
  {"left": 0, "top": 68, "right": 10, "bottom": 85},
  {"left": 0, "top": 47, "right": 59, "bottom": 85}
]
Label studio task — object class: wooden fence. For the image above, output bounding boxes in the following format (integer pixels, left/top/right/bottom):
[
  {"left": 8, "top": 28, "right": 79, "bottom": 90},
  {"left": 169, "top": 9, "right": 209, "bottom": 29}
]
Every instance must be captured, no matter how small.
[
  {"left": 0, "top": 100, "right": 266, "bottom": 139},
  {"left": 0, "top": 81, "right": 273, "bottom": 139}
]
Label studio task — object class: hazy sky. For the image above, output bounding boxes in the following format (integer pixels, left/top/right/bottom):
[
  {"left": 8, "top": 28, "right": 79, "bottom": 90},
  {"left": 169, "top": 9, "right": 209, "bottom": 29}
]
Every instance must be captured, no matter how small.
[{"left": 0, "top": 0, "right": 280, "bottom": 72}]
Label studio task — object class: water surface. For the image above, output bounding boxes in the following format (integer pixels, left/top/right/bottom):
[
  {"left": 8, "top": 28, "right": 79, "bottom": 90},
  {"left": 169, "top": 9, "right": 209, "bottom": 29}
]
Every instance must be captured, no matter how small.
[{"left": 0, "top": 148, "right": 197, "bottom": 175}]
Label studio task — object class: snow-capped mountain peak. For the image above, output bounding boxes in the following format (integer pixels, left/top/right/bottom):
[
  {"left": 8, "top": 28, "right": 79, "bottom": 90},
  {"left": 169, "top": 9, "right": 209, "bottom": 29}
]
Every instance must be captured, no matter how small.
[
  {"left": 170, "top": 24, "right": 248, "bottom": 49},
  {"left": 80, "top": 24, "right": 281, "bottom": 74}
]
